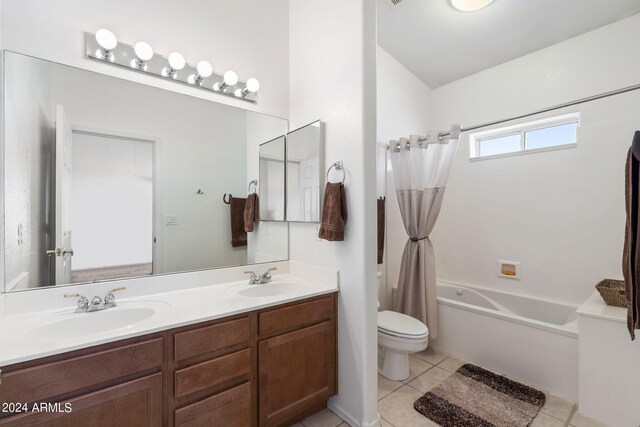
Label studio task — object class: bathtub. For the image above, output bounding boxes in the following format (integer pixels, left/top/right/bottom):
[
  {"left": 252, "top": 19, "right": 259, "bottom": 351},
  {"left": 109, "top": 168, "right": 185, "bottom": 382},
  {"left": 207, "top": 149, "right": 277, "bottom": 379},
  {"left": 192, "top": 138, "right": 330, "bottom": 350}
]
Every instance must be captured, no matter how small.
[{"left": 433, "top": 281, "right": 579, "bottom": 401}]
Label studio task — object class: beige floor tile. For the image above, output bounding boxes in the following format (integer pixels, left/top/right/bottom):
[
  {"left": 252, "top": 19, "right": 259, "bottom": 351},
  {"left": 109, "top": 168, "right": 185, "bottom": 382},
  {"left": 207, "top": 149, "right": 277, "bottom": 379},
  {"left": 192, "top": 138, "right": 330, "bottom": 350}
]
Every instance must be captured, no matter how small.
[
  {"left": 302, "top": 408, "right": 344, "bottom": 427},
  {"left": 407, "top": 367, "right": 451, "bottom": 394},
  {"left": 379, "top": 374, "right": 404, "bottom": 400},
  {"left": 539, "top": 393, "right": 575, "bottom": 422},
  {"left": 378, "top": 386, "right": 439, "bottom": 427},
  {"left": 437, "top": 356, "right": 465, "bottom": 373},
  {"left": 412, "top": 348, "right": 447, "bottom": 365},
  {"left": 530, "top": 412, "right": 566, "bottom": 427},
  {"left": 380, "top": 418, "right": 395, "bottom": 427},
  {"left": 403, "top": 356, "right": 433, "bottom": 383},
  {"left": 569, "top": 411, "right": 609, "bottom": 427}
]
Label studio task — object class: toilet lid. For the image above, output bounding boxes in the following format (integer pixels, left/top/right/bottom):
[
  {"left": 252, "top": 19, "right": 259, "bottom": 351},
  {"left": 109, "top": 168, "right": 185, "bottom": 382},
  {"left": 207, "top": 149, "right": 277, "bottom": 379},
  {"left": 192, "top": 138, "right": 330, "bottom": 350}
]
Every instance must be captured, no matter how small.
[{"left": 378, "top": 310, "right": 429, "bottom": 337}]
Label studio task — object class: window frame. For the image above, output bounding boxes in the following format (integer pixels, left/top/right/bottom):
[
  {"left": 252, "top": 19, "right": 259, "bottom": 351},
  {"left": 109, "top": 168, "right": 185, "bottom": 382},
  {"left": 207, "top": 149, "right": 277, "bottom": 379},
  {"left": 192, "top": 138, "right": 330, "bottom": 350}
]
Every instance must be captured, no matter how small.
[{"left": 469, "top": 112, "right": 579, "bottom": 161}]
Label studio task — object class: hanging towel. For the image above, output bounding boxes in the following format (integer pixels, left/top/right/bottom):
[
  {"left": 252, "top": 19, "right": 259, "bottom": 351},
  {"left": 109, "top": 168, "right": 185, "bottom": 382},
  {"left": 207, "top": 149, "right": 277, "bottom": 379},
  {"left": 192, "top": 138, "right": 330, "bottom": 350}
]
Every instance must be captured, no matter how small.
[
  {"left": 623, "top": 130, "right": 640, "bottom": 340},
  {"left": 230, "top": 197, "right": 247, "bottom": 247},
  {"left": 244, "top": 193, "right": 260, "bottom": 232},
  {"left": 319, "top": 182, "right": 348, "bottom": 241},
  {"left": 377, "top": 197, "right": 385, "bottom": 264}
]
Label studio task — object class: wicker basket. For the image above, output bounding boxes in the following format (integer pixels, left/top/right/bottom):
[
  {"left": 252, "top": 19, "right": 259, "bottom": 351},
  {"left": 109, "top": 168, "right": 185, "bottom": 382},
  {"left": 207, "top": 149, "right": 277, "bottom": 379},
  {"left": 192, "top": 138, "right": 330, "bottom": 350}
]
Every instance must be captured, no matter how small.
[{"left": 595, "top": 279, "right": 627, "bottom": 308}]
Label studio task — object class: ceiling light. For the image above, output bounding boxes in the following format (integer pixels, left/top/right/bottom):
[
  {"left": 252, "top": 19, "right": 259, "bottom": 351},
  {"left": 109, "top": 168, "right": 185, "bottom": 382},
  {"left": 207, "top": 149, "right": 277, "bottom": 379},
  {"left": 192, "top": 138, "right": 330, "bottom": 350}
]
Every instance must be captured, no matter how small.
[
  {"left": 450, "top": 0, "right": 494, "bottom": 12},
  {"left": 132, "top": 41, "right": 153, "bottom": 70},
  {"left": 95, "top": 29, "right": 117, "bottom": 61}
]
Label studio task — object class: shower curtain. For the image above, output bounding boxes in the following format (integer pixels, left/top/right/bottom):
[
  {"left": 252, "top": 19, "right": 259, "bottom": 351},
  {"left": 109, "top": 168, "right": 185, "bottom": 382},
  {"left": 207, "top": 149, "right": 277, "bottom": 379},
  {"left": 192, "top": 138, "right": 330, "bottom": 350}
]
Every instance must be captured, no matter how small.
[{"left": 389, "top": 131, "right": 459, "bottom": 339}]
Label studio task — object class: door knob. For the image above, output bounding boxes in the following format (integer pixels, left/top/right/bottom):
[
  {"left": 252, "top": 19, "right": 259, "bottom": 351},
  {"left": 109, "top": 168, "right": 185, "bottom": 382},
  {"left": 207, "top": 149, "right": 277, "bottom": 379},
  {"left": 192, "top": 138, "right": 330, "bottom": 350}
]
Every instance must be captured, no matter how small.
[
  {"left": 63, "top": 249, "right": 74, "bottom": 256},
  {"left": 46, "top": 248, "right": 74, "bottom": 256}
]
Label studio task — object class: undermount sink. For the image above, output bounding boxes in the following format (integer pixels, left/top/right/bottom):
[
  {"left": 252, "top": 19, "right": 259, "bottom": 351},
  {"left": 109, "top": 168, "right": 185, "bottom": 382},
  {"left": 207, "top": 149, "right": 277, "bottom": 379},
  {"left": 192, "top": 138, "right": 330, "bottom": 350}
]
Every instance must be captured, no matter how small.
[
  {"left": 25, "top": 305, "right": 164, "bottom": 341},
  {"left": 237, "top": 282, "right": 308, "bottom": 298}
]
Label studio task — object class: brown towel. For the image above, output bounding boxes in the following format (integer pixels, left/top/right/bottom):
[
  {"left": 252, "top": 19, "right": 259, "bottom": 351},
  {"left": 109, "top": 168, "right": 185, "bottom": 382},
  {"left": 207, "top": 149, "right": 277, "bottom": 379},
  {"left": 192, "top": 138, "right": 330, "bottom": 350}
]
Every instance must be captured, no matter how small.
[
  {"left": 319, "top": 183, "right": 348, "bottom": 241},
  {"left": 623, "top": 130, "right": 640, "bottom": 340},
  {"left": 244, "top": 193, "right": 260, "bottom": 232},
  {"left": 377, "top": 197, "right": 385, "bottom": 264},
  {"left": 230, "top": 197, "right": 247, "bottom": 247}
]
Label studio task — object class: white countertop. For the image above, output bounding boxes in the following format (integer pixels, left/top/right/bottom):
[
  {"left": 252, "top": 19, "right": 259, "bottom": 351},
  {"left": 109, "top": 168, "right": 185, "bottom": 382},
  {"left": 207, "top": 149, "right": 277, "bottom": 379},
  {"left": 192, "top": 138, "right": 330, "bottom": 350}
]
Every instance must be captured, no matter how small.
[
  {"left": 0, "top": 264, "right": 338, "bottom": 367},
  {"left": 577, "top": 291, "right": 627, "bottom": 323}
]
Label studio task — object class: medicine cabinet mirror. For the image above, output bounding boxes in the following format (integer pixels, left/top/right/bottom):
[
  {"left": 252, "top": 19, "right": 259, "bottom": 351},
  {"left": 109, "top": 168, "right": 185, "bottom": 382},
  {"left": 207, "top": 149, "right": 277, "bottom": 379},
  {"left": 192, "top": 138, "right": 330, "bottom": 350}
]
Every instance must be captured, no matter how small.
[{"left": 3, "top": 51, "right": 289, "bottom": 292}]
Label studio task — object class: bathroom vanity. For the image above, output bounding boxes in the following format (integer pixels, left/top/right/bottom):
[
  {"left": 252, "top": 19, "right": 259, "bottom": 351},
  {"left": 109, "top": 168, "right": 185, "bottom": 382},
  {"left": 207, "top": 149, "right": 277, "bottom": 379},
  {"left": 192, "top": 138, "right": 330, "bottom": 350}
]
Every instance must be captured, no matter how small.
[{"left": 0, "top": 268, "right": 338, "bottom": 427}]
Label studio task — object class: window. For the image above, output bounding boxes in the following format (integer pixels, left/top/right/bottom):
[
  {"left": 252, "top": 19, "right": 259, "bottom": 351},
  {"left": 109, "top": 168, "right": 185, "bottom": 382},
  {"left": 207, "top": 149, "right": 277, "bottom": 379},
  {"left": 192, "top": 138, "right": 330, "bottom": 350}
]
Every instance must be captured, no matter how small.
[{"left": 470, "top": 113, "right": 579, "bottom": 160}]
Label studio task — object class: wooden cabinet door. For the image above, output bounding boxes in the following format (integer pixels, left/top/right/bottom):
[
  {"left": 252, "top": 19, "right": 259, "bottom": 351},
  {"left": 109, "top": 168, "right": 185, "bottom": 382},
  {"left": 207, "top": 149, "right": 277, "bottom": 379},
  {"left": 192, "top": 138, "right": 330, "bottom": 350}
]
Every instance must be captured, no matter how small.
[
  {"left": 258, "top": 321, "right": 336, "bottom": 427},
  {"left": 0, "top": 373, "right": 162, "bottom": 427}
]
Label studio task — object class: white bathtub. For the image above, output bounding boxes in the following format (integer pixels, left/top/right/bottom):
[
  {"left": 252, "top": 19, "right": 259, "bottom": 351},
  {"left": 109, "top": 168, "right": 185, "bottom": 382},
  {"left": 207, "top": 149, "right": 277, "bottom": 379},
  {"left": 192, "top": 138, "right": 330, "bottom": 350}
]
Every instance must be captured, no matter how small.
[{"left": 433, "top": 281, "right": 579, "bottom": 401}]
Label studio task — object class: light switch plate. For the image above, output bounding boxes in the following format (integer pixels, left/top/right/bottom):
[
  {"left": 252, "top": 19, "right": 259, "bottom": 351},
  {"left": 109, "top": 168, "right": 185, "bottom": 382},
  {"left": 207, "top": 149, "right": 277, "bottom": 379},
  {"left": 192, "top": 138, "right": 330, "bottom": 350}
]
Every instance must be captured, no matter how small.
[{"left": 166, "top": 216, "right": 177, "bottom": 225}]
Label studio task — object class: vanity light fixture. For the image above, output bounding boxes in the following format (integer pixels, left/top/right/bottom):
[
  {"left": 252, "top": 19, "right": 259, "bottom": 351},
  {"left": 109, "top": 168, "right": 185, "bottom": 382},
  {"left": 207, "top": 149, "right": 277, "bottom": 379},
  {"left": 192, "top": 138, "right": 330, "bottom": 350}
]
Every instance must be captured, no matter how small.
[
  {"left": 235, "top": 78, "right": 260, "bottom": 98},
  {"left": 95, "top": 29, "right": 117, "bottom": 61},
  {"left": 214, "top": 70, "right": 238, "bottom": 92},
  {"left": 86, "top": 30, "right": 259, "bottom": 102},
  {"left": 163, "top": 52, "right": 186, "bottom": 79},
  {"left": 189, "top": 61, "right": 213, "bottom": 85},
  {"left": 449, "top": 0, "right": 495, "bottom": 11},
  {"left": 132, "top": 42, "right": 153, "bottom": 70}
]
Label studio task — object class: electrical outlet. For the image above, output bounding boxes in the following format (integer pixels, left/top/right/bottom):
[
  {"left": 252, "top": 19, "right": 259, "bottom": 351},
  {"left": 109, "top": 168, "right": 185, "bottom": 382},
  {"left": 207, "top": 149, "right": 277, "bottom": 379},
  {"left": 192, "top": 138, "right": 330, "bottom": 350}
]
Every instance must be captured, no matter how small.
[
  {"left": 17, "top": 224, "right": 23, "bottom": 245},
  {"left": 166, "top": 216, "right": 177, "bottom": 225}
]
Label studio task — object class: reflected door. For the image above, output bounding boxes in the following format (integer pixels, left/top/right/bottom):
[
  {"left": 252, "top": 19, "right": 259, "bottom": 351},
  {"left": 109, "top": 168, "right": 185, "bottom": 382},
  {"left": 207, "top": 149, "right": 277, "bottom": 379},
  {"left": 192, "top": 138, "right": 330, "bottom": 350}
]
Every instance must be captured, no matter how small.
[{"left": 54, "top": 105, "right": 73, "bottom": 284}]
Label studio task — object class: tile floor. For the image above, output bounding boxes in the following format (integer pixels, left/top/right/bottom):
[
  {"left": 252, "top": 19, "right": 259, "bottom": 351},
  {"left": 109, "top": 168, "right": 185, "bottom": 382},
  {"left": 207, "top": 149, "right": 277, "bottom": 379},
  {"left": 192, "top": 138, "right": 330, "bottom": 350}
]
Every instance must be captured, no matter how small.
[{"left": 293, "top": 348, "right": 610, "bottom": 427}]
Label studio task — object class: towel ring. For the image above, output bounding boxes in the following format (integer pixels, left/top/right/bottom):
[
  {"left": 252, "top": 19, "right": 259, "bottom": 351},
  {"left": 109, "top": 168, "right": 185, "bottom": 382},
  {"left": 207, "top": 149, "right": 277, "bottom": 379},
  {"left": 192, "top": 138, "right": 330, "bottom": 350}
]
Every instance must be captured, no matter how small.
[
  {"left": 248, "top": 179, "right": 258, "bottom": 193},
  {"left": 327, "top": 161, "right": 345, "bottom": 184},
  {"left": 223, "top": 194, "right": 232, "bottom": 204}
]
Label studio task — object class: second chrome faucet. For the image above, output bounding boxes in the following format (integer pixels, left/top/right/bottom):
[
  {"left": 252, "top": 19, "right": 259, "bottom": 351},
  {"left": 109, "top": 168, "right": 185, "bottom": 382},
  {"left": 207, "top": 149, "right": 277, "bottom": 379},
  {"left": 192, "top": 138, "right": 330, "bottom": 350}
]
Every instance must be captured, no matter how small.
[{"left": 244, "top": 267, "right": 277, "bottom": 285}]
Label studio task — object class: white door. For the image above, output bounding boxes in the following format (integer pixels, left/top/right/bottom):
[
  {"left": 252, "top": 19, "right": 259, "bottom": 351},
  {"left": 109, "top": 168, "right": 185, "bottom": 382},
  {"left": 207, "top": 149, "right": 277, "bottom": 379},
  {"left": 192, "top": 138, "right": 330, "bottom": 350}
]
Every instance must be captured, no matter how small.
[
  {"left": 299, "top": 157, "right": 320, "bottom": 222},
  {"left": 54, "top": 105, "right": 73, "bottom": 284}
]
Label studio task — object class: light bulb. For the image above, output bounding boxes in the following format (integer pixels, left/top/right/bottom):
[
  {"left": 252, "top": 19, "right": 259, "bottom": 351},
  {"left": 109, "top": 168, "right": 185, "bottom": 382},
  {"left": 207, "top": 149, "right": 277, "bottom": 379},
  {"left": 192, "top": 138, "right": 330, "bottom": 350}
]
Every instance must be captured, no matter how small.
[
  {"left": 189, "top": 61, "right": 213, "bottom": 85},
  {"left": 132, "top": 41, "right": 153, "bottom": 70},
  {"left": 234, "top": 78, "right": 260, "bottom": 98},
  {"left": 450, "top": 0, "right": 494, "bottom": 11},
  {"left": 246, "top": 78, "right": 260, "bottom": 93},
  {"left": 214, "top": 70, "right": 239, "bottom": 92},
  {"left": 134, "top": 42, "right": 153, "bottom": 61},
  {"left": 196, "top": 61, "right": 213, "bottom": 78},
  {"left": 224, "top": 70, "right": 238, "bottom": 86},
  {"left": 168, "top": 52, "right": 186, "bottom": 70},
  {"left": 96, "top": 29, "right": 117, "bottom": 50},
  {"left": 163, "top": 52, "right": 185, "bottom": 79},
  {"left": 95, "top": 29, "right": 117, "bottom": 61}
]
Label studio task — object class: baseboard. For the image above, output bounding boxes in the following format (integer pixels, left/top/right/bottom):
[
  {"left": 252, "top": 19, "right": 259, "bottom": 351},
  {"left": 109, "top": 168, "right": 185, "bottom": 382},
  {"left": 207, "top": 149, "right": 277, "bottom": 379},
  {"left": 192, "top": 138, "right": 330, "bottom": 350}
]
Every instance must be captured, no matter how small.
[{"left": 327, "top": 399, "right": 381, "bottom": 427}]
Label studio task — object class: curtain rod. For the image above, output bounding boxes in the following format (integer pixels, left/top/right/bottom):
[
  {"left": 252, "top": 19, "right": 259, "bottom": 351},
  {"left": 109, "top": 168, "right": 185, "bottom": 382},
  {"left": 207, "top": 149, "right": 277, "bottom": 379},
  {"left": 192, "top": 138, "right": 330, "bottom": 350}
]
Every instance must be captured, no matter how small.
[{"left": 438, "top": 82, "right": 640, "bottom": 138}]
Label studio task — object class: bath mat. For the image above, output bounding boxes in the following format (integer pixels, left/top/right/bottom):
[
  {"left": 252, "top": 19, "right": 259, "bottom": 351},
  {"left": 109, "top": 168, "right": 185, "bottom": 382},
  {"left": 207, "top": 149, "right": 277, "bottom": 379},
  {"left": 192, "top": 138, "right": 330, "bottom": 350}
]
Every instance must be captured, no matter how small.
[{"left": 414, "top": 364, "right": 545, "bottom": 427}]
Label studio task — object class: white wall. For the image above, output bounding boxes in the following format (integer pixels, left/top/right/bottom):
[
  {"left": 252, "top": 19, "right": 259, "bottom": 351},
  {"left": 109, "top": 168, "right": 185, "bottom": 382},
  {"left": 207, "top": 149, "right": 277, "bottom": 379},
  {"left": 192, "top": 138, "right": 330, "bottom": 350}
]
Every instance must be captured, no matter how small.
[
  {"left": 71, "top": 134, "right": 153, "bottom": 270},
  {"left": 4, "top": 54, "right": 54, "bottom": 290},
  {"left": 0, "top": 0, "right": 289, "bottom": 118},
  {"left": 289, "top": 1, "right": 378, "bottom": 425},
  {"left": 425, "top": 14, "right": 640, "bottom": 306},
  {"left": 376, "top": 47, "right": 432, "bottom": 308}
]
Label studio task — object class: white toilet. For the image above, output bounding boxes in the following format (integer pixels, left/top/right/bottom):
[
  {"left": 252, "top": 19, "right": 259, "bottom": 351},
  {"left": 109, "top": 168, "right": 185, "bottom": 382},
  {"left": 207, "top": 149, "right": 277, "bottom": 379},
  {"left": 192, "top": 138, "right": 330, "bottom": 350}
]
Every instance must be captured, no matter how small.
[{"left": 378, "top": 310, "right": 429, "bottom": 380}]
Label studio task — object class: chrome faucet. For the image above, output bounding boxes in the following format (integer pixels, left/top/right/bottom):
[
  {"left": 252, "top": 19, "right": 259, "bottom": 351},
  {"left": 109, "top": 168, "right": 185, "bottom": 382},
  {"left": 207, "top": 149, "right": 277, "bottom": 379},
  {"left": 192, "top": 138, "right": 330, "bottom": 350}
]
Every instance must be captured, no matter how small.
[
  {"left": 244, "top": 267, "right": 277, "bottom": 285},
  {"left": 64, "top": 287, "right": 126, "bottom": 313}
]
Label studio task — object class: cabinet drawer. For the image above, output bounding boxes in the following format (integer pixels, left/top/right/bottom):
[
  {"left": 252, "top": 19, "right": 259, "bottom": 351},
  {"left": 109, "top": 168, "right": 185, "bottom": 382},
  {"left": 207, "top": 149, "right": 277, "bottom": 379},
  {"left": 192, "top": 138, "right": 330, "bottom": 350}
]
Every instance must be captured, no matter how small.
[
  {"left": 174, "top": 349, "right": 251, "bottom": 399},
  {"left": 0, "top": 373, "right": 162, "bottom": 427},
  {"left": 174, "top": 317, "right": 250, "bottom": 362},
  {"left": 174, "top": 382, "right": 251, "bottom": 427},
  {"left": 259, "top": 295, "right": 334, "bottom": 338},
  {"left": 0, "top": 338, "right": 163, "bottom": 406}
]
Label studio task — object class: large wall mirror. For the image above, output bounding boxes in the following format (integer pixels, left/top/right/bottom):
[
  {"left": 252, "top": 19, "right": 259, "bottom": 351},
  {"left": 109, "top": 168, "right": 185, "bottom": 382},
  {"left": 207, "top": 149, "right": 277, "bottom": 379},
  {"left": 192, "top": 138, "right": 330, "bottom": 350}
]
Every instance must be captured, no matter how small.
[
  {"left": 285, "top": 121, "right": 323, "bottom": 222},
  {"left": 3, "top": 51, "right": 289, "bottom": 292}
]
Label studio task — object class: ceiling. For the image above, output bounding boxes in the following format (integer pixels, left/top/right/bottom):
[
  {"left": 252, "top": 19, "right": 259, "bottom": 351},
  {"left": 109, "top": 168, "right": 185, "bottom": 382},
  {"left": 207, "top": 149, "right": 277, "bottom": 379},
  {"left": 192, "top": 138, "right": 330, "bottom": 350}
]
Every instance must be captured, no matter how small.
[{"left": 377, "top": 0, "right": 640, "bottom": 88}]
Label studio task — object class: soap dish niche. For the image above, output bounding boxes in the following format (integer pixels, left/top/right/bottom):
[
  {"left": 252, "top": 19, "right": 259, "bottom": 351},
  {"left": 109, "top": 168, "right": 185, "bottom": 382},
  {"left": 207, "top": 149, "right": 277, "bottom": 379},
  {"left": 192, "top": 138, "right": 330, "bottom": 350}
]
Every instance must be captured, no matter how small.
[{"left": 497, "top": 260, "right": 520, "bottom": 280}]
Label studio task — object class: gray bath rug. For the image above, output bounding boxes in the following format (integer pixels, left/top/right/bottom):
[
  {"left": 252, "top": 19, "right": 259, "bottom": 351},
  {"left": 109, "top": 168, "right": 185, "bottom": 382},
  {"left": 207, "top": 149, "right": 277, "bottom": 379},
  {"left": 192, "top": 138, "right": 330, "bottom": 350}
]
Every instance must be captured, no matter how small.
[{"left": 414, "top": 364, "right": 545, "bottom": 427}]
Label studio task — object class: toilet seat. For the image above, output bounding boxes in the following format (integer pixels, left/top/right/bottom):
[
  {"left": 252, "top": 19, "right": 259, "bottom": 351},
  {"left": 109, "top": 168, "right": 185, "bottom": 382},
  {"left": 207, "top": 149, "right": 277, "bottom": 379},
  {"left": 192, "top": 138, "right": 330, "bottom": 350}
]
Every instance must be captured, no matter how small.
[{"left": 378, "top": 310, "right": 429, "bottom": 340}]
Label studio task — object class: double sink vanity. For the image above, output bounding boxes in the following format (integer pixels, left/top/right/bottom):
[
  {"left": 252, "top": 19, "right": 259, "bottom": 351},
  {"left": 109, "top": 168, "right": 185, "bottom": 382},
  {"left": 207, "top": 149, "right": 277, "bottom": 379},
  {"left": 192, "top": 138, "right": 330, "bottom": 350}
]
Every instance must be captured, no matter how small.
[{"left": 0, "top": 262, "right": 339, "bottom": 426}]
